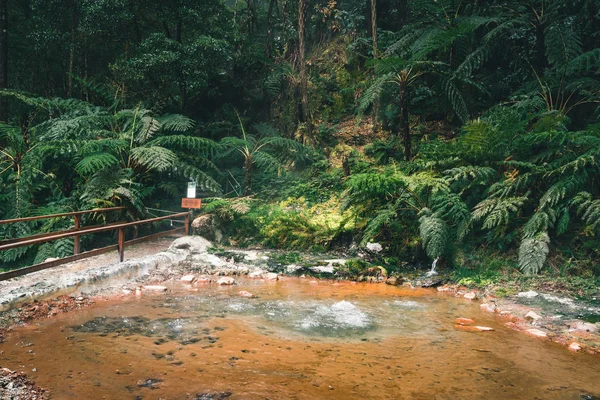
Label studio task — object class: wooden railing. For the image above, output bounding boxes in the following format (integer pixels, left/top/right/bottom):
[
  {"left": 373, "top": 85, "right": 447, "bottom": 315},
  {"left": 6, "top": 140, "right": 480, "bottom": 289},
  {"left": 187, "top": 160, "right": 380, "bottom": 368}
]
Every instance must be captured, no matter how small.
[{"left": 0, "top": 208, "right": 191, "bottom": 281}]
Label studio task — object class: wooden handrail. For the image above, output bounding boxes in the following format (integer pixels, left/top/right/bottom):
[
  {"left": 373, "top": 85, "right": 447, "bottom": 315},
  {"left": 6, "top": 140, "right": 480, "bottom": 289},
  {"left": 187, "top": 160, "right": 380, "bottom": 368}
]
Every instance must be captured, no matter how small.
[
  {"left": 0, "top": 212, "right": 191, "bottom": 252},
  {"left": 0, "top": 206, "right": 126, "bottom": 225}
]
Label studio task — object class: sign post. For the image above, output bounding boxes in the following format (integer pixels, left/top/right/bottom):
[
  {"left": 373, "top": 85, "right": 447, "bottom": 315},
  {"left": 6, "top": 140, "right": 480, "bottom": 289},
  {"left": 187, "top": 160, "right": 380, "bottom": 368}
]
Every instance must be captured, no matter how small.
[{"left": 182, "top": 182, "right": 201, "bottom": 235}]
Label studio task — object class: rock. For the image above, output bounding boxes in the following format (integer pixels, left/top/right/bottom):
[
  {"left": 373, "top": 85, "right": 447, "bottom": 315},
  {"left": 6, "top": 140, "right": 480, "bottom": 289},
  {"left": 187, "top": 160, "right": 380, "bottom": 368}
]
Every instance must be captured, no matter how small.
[
  {"left": 437, "top": 285, "right": 453, "bottom": 292},
  {"left": 44, "top": 257, "right": 59, "bottom": 263},
  {"left": 285, "top": 264, "right": 303, "bottom": 274},
  {"left": 454, "top": 325, "right": 494, "bottom": 332},
  {"left": 526, "top": 328, "right": 547, "bottom": 337},
  {"left": 568, "top": 342, "right": 582, "bottom": 352},
  {"left": 143, "top": 285, "right": 167, "bottom": 292},
  {"left": 310, "top": 266, "right": 334, "bottom": 274},
  {"left": 196, "top": 276, "right": 212, "bottom": 283},
  {"left": 517, "top": 291, "right": 539, "bottom": 298},
  {"left": 265, "top": 273, "right": 279, "bottom": 281},
  {"left": 419, "top": 278, "right": 442, "bottom": 288},
  {"left": 463, "top": 292, "right": 477, "bottom": 300},
  {"left": 474, "top": 326, "right": 494, "bottom": 331},
  {"left": 366, "top": 242, "right": 383, "bottom": 253},
  {"left": 216, "top": 277, "right": 235, "bottom": 285},
  {"left": 238, "top": 291, "right": 253, "bottom": 298},
  {"left": 191, "top": 214, "right": 223, "bottom": 242},
  {"left": 455, "top": 318, "right": 475, "bottom": 325},
  {"left": 569, "top": 321, "right": 598, "bottom": 333},
  {"left": 480, "top": 303, "right": 497, "bottom": 313},
  {"left": 525, "top": 311, "right": 542, "bottom": 321},
  {"left": 168, "top": 236, "right": 212, "bottom": 254},
  {"left": 402, "top": 282, "right": 414, "bottom": 288},
  {"left": 248, "top": 270, "right": 266, "bottom": 279},
  {"left": 181, "top": 275, "right": 196, "bottom": 284},
  {"left": 385, "top": 277, "right": 398, "bottom": 285}
]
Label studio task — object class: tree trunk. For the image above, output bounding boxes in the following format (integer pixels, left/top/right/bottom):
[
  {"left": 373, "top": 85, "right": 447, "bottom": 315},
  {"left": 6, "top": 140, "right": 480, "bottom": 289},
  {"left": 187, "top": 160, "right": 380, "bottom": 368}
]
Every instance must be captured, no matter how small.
[
  {"left": 370, "top": 0, "right": 378, "bottom": 59},
  {"left": 67, "top": 4, "right": 77, "bottom": 97},
  {"left": 398, "top": 73, "right": 411, "bottom": 161},
  {"left": 298, "top": 0, "right": 311, "bottom": 141},
  {"left": 176, "top": 19, "right": 182, "bottom": 43},
  {"left": 0, "top": 0, "right": 7, "bottom": 122},
  {"left": 265, "top": 0, "right": 277, "bottom": 58},
  {"left": 244, "top": 156, "right": 253, "bottom": 196}
]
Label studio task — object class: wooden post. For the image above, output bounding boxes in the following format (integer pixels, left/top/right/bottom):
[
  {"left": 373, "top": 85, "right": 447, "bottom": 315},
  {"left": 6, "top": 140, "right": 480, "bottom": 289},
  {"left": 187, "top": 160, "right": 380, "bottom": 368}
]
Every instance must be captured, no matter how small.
[
  {"left": 73, "top": 215, "right": 80, "bottom": 255},
  {"left": 184, "top": 212, "right": 190, "bottom": 236},
  {"left": 118, "top": 227, "right": 125, "bottom": 262}
]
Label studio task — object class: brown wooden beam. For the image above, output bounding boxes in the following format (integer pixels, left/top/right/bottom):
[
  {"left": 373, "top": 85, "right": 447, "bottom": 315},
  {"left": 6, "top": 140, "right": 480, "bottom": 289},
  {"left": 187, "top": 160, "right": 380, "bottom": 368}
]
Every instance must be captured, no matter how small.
[
  {"left": 0, "top": 206, "right": 126, "bottom": 225},
  {"left": 0, "top": 221, "right": 125, "bottom": 246},
  {"left": 0, "top": 212, "right": 190, "bottom": 252}
]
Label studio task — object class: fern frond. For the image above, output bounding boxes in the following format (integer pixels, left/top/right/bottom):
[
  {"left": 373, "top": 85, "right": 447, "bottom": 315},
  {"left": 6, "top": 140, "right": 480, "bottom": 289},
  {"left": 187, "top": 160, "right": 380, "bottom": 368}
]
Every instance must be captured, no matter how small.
[
  {"left": 157, "top": 114, "right": 195, "bottom": 132},
  {"left": 545, "top": 21, "right": 582, "bottom": 69},
  {"left": 523, "top": 209, "right": 556, "bottom": 239},
  {"left": 75, "top": 152, "right": 120, "bottom": 175},
  {"left": 518, "top": 233, "right": 550, "bottom": 274},
  {"left": 361, "top": 206, "right": 397, "bottom": 245},
  {"left": 566, "top": 48, "right": 600, "bottom": 75},
  {"left": 473, "top": 196, "right": 527, "bottom": 230},
  {"left": 418, "top": 208, "right": 448, "bottom": 259},
  {"left": 572, "top": 192, "right": 600, "bottom": 232},
  {"left": 130, "top": 146, "right": 177, "bottom": 172}
]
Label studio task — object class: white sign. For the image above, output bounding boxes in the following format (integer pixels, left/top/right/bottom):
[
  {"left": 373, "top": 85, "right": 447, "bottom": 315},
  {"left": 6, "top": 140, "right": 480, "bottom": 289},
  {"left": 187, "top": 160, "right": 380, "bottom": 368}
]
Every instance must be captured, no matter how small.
[{"left": 187, "top": 181, "right": 197, "bottom": 198}]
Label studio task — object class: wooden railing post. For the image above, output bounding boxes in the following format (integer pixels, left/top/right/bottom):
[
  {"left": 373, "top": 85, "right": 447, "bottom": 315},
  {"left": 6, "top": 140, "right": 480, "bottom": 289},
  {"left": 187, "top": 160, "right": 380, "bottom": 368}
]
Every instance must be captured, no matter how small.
[
  {"left": 73, "top": 215, "right": 80, "bottom": 255},
  {"left": 118, "top": 227, "right": 125, "bottom": 262},
  {"left": 184, "top": 212, "right": 190, "bottom": 236}
]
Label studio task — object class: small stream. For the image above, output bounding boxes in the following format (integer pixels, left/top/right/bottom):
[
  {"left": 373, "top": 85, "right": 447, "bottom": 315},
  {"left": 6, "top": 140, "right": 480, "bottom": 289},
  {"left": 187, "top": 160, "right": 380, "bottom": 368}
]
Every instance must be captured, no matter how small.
[{"left": 1, "top": 278, "right": 599, "bottom": 399}]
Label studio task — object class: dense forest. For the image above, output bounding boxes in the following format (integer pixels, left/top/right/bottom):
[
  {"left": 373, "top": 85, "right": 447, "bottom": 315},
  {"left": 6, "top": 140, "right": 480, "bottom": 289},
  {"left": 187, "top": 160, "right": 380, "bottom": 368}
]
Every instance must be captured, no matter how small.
[{"left": 0, "top": 0, "right": 599, "bottom": 285}]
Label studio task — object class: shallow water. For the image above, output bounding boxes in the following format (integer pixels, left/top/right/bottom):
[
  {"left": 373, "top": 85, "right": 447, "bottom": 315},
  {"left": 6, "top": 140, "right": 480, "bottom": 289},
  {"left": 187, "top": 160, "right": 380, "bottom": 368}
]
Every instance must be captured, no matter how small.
[{"left": 1, "top": 278, "right": 599, "bottom": 399}]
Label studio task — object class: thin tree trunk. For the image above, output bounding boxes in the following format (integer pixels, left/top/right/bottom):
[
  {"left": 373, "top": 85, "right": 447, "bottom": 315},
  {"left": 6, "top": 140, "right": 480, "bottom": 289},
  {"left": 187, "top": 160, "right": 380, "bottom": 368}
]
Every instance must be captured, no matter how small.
[
  {"left": 176, "top": 19, "right": 182, "bottom": 43},
  {"left": 244, "top": 156, "right": 253, "bottom": 196},
  {"left": 370, "top": 0, "right": 378, "bottom": 59},
  {"left": 398, "top": 75, "right": 411, "bottom": 161},
  {"left": 298, "top": 0, "right": 311, "bottom": 141},
  {"left": 67, "top": 4, "right": 77, "bottom": 97},
  {"left": 265, "top": 0, "right": 277, "bottom": 58},
  {"left": 0, "top": 0, "right": 7, "bottom": 122}
]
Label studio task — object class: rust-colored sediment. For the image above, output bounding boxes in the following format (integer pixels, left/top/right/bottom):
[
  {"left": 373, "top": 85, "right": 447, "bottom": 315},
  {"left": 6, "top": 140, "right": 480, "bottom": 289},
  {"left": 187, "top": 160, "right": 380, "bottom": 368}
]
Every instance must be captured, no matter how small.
[{"left": 1, "top": 278, "right": 599, "bottom": 399}]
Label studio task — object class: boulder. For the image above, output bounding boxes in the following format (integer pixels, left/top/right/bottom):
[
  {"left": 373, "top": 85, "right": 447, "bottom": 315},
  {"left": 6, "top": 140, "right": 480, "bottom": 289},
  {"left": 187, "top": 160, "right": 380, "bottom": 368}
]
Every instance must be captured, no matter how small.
[
  {"left": 366, "top": 242, "right": 383, "bottom": 253},
  {"left": 248, "top": 270, "right": 266, "bottom": 279},
  {"left": 191, "top": 214, "right": 223, "bottom": 242},
  {"left": 463, "top": 292, "right": 477, "bottom": 300},
  {"left": 517, "top": 291, "right": 539, "bottom": 298},
  {"left": 216, "top": 277, "right": 235, "bottom": 285},
  {"left": 526, "top": 328, "right": 547, "bottom": 338},
  {"left": 265, "top": 272, "right": 279, "bottom": 281},
  {"left": 238, "top": 291, "right": 253, "bottom": 298},
  {"left": 180, "top": 275, "right": 196, "bottom": 284},
  {"left": 480, "top": 303, "right": 497, "bottom": 313},
  {"left": 525, "top": 311, "right": 542, "bottom": 321},
  {"left": 569, "top": 321, "right": 598, "bottom": 333},
  {"left": 168, "top": 236, "right": 212, "bottom": 254},
  {"left": 568, "top": 342, "right": 582, "bottom": 352}
]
